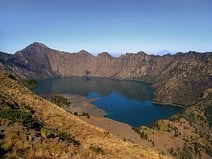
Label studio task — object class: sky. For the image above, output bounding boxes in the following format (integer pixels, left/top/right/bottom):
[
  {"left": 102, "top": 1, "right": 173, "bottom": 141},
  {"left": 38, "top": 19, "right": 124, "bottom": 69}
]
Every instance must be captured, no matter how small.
[{"left": 0, "top": 0, "right": 212, "bottom": 55}]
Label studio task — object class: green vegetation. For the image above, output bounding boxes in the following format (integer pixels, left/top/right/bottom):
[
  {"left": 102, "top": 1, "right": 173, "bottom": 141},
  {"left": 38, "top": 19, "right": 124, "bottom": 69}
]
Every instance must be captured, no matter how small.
[
  {"left": 24, "top": 79, "right": 37, "bottom": 89},
  {"left": 0, "top": 94, "right": 80, "bottom": 150},
  {"left": 74, "top": 111, "right": 90, "bottom": 118},
  {"left": 132, "top": 127, "right": 148, "bottom": 140},
  {"left": 140, "top": 131, "right": 148, "bottom": 140},
  {"left": 81, "top": 112, "right": 90, "bottom": 118},
  {"left": 59, "top": 132, "right": 80, "bottom": 145},
  {"left": 41, "top": 127, "right": 55, "bottom": 138},
  {"left": 205, "top": 105, "right": 212, "bottom": 127},
  {"left": 205, "top": 144, "right": 212, "bottom": 156},
  {"left": 40, "top": 127, "right": 80, "bottom": 145},
  {"left": 179, "top": 143, "right": 193, "bottom": 159},
  {"left": 148, "top": 121, "right": 163, "bottom": 130},
  {"left": 74, "top": 112, "right": 78, "bottom": 116},
  {"left": 0, "top": 107, "right": 42, "bottom": 130},
  {"left": 168, "top": 147, "right": 178, "bottom": 156},
  {"left": 0, "top": 100, "right": 80, "bottom": 151},
  {"left": 50, "top": 95, "right": 71, "bottom": 107},
  {"left": 89, "top": 145, "right": 104, "bottom": 154}
]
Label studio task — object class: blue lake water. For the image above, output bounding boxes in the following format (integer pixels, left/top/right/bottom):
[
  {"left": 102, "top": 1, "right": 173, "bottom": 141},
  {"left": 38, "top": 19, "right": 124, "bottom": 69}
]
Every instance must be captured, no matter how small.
[{"left": 33, "top": 77, "right": 182, "bottom": 127}]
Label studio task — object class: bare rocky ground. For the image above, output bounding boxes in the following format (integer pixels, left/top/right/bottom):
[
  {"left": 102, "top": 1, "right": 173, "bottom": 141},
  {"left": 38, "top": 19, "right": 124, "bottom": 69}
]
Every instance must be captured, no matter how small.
[{"left": 60, "top": 94, "right": 105, "bottom": 117}]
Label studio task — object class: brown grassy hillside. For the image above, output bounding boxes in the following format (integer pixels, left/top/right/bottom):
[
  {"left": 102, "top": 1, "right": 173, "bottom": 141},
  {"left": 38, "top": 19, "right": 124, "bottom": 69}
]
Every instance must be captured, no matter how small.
[{"left": 0, "top": 71, "right": 169, "bottom": 159}]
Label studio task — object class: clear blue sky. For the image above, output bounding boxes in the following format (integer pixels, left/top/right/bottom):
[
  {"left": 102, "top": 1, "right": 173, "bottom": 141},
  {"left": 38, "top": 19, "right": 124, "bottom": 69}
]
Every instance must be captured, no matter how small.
[{"left": 0, "top": 0, "right": 212, "bottom": 55}]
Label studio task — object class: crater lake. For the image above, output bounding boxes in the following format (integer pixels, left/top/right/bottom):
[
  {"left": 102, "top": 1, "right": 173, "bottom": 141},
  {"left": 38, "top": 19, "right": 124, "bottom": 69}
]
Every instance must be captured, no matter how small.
[{"left": 33, "top": 77, "right": 183, "bottom": 127}]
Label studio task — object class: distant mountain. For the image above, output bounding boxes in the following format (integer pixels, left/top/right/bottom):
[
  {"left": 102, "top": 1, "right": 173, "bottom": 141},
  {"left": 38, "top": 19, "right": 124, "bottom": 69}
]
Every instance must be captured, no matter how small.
[{"left": 155, "top": 49, "right": 173, "bottom": 55}]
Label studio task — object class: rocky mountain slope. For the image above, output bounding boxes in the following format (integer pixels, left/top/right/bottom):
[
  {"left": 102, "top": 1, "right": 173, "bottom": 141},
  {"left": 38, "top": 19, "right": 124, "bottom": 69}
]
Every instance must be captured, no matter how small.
[{"left": 0, "top": 42, "right": 211, "bottom": 106}]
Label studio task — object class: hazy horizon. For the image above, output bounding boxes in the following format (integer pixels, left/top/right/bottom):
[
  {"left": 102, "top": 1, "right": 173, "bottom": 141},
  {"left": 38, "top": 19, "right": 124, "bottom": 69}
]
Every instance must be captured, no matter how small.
[
  {"left": 1, "top": 0, "right": 212, "bottom": 55},
  {"left": 1, "top": 41, "right": 212, "bottom": 58}
]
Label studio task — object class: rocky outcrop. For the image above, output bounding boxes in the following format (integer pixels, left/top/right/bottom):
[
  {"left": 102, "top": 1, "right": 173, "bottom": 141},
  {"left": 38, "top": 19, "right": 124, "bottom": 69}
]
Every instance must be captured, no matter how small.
[{"left": 0, "top": 42, "right": 211, "bottom": 106}]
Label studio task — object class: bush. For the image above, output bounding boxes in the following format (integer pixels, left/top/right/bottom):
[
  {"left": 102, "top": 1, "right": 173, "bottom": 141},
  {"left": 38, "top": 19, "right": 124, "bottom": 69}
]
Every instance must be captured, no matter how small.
[
  {"left": 50, "top": 95, "right": 71, "bottom": 107},
  {"left": 89, "top": 145, "right": 104, "bottom": 154},
  {"left": 41, "top": 127, "right": 55, "bottom": 138},
  {"left": 82, "top": 112, "right": 90, "bottom": 118},
  {"left": 0, "top": 108, "right": 42, "bottom": 130},
  {"left": 0, "top": 146, "right": 7, "bottom": 157},
  {"left": 74, "top": 112, "right": 78, "bottom": 116},
  {"left": 59, "top": 132, "right": 80, "bottom": 146},
  {"left": 7, "top": 74, "right": 16, "bottom": 80},
  {"left": 205, "top": 106, "right": 212, "bottom": 127},
  {"left": 24, "top": 79, "right": 37, "bottom": 89},
  {"left": 140, "top": 131, "right": 148, "bottom": 140},
  {"left": 149, "top": 121, "right": 161, "bottom": 130},
  {"left": 131, "top": 127, "right": 148, "bottom": 140},
  {"left": 205, "top": 144, "right": 212, "bottom": 156}
]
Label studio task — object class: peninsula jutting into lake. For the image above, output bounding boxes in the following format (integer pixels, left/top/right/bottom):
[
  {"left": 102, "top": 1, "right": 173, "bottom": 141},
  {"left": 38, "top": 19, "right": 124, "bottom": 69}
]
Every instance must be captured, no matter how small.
[{"left": 33, "top": 77, "right": 182, "bottom": 126}]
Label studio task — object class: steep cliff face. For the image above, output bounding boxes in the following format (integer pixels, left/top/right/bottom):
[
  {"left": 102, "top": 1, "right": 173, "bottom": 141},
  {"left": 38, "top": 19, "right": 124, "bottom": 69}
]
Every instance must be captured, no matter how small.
[
  {"left": 14, "top": 42, "right": 54, "bottom": 78},
  {"left": 0, "top": 43, "right": 211, "bottom": 106},
  {"left": 0, "top": 43, "right": 55, "bottom": 78},
  {"left": 149, "top": 52, "right": 211, "bottom": 105}
]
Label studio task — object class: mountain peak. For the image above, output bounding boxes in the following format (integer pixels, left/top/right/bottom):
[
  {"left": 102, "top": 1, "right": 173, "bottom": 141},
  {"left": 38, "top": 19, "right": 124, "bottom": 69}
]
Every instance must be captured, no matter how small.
[
  {"left": 16, "top": 42, "right": 50, "bottom": 55},
  {"left": 97, "top": 52, "right": 112, "bottom": 57},
  {"left": 27, "top": 42, "right": 48, "bottom": 49},
  {"left": 77, "top": 50, "right": 93, "bottom": 57},
  {"left": 156, "top": 49, "right": 172, "bottom": 55}
]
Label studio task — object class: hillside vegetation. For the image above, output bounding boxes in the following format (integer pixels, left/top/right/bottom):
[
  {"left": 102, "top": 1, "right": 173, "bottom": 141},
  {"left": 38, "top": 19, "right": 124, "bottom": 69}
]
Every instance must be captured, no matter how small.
[{"left": 0, "top": 71, "right": 169, "bottom": 158}]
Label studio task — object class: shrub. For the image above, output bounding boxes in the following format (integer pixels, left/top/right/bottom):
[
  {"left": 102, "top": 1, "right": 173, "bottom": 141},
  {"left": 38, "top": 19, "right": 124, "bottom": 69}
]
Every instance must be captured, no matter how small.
[
  {"left": 131, "top": 127, "right": 148, "bottom": 140},
  {"left": 23, "top": 79, "right": 37, "bottom": 89},
  {"left": 26, "top": 79, "right": 37, "bottom": 85},
  {"left": 149, "top": 121, "right": 161, "bottom": 130},
  {"left": 22, "top": 104, "right": 35, "bottom": 114},
  {"left": 82, "top": 112, "right": 90, "bottom": 118},
  {"left": 41, "top": 127, "right": 55, "bottom": 138},
  {"left": 74, "top": 112, "right": 78, "bottom": 116},
  {"left": 0, "top": 146, "right": 7, "bottom": 157},
  {"left": 0, "top": 108, "right": 42, "bottom": 130},
  {"left": 205, "top": 106, "right": 212, "bottom": 127},
  {"left": 89, "top": 145, "right": 104, "bottom": 154},
  {"left": 205, "top": 144, "right": 212, "bottom": 156},
  {"left": 140, "top": 131, "right": 148, "bottom": 140},
  {"left": 59, "top": 132, "right": 80, "bottom": 146},
  {"left": 7, "top": 74, "right": 16, "bottom": 80},
  {"left": 50, "top": 95, "right": 71, "bottom": 107}
]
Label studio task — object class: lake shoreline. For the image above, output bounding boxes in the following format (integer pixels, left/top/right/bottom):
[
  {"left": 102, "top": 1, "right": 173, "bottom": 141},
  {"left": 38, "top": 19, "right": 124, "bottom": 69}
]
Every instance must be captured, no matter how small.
[
  {"left": 152, "top": 101, "right": 185, "bottom": 108},
  {"left": 33, "top": 76, "right": 183, "bottom": 126}
]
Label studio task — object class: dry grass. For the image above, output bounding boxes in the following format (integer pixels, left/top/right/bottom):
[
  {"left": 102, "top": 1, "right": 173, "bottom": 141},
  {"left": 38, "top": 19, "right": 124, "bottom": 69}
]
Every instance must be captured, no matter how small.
[{"left": 0, "top": 71, "right": 170, "bottom": 159}]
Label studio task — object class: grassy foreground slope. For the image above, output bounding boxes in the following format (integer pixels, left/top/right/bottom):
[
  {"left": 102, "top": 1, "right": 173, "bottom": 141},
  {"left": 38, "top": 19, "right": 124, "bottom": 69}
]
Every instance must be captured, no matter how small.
[{"left": 0, "top": 71, "right": 169, "bottom": 159}]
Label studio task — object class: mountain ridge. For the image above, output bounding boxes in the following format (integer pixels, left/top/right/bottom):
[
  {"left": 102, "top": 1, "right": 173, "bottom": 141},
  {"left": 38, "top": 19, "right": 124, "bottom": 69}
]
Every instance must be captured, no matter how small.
[
  {"left": 0, "top": 42, "right": 211, "bottom": 158},
  {"left": 0, "top": 42, "right": 211, "bottom": 107}
]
